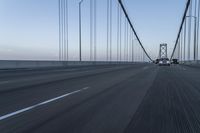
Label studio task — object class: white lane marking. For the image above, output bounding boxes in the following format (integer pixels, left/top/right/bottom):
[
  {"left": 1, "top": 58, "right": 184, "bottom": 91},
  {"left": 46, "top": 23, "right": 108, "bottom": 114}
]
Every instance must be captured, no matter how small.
[
  {"left": 143, "top": 66, "right": 149, "bottom": 70},
  {"left": 0, "top": 81, "right": 10, "bottom": 85},
  {"left": 179, "top": 66, "right": 187, "bottom": 71},
  {"left": 51, "top": 69, "right": 78, "bottom": 72},
  {"left": 0, "top": 87, "right": 90, "bottom": 121}
]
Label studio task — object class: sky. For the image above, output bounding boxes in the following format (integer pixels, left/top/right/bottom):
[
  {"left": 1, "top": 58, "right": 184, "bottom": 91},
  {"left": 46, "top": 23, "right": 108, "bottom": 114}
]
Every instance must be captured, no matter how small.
[{"left": 0, "top": 0, "right": 186, "bottom": 61}]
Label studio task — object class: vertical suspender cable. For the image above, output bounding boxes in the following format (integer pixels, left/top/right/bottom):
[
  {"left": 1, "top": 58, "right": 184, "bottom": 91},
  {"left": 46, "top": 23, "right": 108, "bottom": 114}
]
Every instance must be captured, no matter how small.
[
  {"left": 124, "top": 18, "right": 127, "bottom": 61},
  {"left": 126, "top": 19, "right": 127, "bottom": 61},
  {"left": 110, "top": 0, "right": 112, "bottom": 61},
  {"left": 126, "top": 22, "right": 128, "bottom": 61},
  {"left": 61, "top": 0, "right": 64, "bottom": 60},
  {"left": 62, "top": 0, "right": 65, "bottom": 60},
  {"left": 117, "top": 3, "right": 120, "bottom": 61},
  {"left": 182, "top": 30, "right": 184, "bottom": 61},
  {"left": 194, "top": 0, "right": 197, "bottom": 60},
  {"left": 141, "top": 47, "right": 142, "bottom": 62},
  {"left": 130, "top": 27, "right": 132, "bottom": 62},
  {"left": 180, "top": 31, "right": 183, "bottom": 61},
  {"left": 140, "top": 44, "right": 141, "bottom": 61},
  {"left": 141, "top": 42, "right": 144, "bottom": 62},
  {"left": 58, "top": 0, "right": 61, "bottom": 60},
  {"left": 129, "top": 27, "right": 131, "bottom": 61},
  {"left": 106, "top": 0, "right": 110, "bottom": 61},
  {"left": 128, "top": 26, "right": 130, "bottom": 61},
  {"left": 90, "top": 0, "right": 93, "bottom": 61},
  {"left": 119, "top": 8, "right": 122, "bottom": 62},
  {"left": 60, "top": 0, "right": 63, "bottom": 60},
  {"left": 188, "top": 0, "right": 192, "bottom": 60},
  {"left": 127, "top": 22, "right": 129, "bottom": 61},
  {"left": 126, "top": 23, "right": 128, "bottom": 61},
  {"left": 179, "top": 39, "right": 180, "bottom": 59},
  {"left": 63, "top": 0, "right": 66, "bottom": 61},
  {"left": 197, "top": 0, "right": 200, "bottom": 60},
  {"left": 94, "top": 0, "right": 97, "bottom": 61},
  {"left": 184, "top": 21, "right": 187, "bottom": 61},
  {"left": 66, "top": 0, "right": 69, "bottom": 61},
  {"left": 132, "top": 32, "right": 134, "bottom": 62},
  {"left": 143, "top": 51, "right": 145, "bottom": 62}
]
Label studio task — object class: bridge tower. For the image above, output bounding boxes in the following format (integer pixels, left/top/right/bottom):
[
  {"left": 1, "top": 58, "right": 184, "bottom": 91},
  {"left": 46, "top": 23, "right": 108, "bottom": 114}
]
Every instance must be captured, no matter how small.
[{"left": 159, "top": 43, "right": 168, "bottom": 59}]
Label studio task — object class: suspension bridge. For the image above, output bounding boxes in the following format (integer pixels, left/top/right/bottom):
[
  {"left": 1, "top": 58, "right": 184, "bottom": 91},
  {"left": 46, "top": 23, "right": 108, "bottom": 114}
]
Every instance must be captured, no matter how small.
[{"left": 0, "top": 0, "right": 200, "bottom": 133}]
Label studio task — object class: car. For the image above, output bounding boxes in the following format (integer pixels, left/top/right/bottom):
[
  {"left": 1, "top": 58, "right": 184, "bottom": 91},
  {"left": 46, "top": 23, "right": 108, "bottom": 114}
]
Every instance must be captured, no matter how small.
[
  {"left": 172, "top": 59, "right": 179, "bottom": 64},
  {"left": 158, "top": 58, "right": 170, "bottom": 66},
  {"left": 155, "top": 59, "right": 159, "bottom": 64}
]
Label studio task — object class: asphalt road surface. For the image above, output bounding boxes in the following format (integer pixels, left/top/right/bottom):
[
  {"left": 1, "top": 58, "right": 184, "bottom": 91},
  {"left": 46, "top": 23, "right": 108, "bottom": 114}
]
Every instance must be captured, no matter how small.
[{"left": 0, "top": 64, "right": 200, "bottom": 133}]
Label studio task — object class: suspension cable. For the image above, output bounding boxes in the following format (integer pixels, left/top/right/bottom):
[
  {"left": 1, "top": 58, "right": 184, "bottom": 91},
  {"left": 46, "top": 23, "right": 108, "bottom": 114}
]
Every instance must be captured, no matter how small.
[
  {"left": 118, "top": 0, "right": 152, "bottom": 61},
  {"left": 170, "top": 0, "right": 191, "bottom": 60}
]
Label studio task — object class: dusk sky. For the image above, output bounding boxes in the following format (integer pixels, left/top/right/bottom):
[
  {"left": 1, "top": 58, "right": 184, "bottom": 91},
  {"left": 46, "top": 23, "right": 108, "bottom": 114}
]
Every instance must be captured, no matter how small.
[{"left": 0, "top": 0, "right": 186, "bottom": 61}]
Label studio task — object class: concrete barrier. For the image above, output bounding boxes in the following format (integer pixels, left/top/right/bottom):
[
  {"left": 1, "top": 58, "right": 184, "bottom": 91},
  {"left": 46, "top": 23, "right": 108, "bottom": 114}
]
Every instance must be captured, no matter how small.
[
  {"left": 180, "top": 60, "right": 200, "bottom": 68},
  {"left": 0, "top": 60, "right": 142, "bottom": 69}
]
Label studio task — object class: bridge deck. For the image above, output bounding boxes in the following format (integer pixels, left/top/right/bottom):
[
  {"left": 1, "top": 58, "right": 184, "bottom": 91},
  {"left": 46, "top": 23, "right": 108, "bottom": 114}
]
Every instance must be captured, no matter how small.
[{"left": 0, "top": 64, "right": 200, "bottom": 133}]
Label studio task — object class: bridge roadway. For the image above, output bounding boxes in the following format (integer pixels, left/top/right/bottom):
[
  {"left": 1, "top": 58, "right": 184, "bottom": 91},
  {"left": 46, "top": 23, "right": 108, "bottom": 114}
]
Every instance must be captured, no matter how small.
[{"left": 0, "top": 64, "right": 200, "bottom": 133}]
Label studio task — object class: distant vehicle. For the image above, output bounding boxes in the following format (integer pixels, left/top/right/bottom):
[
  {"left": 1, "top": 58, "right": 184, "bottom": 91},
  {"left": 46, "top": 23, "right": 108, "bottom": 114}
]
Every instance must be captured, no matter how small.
[
  {"left": 172, "top": 59, "right": 179, "bottom": 64},
  {"left": 158, "top": 58, "right": 170, "bottom": 66},
  {"left": 155, "top": 59, "right": 159, "bottom": 64}
]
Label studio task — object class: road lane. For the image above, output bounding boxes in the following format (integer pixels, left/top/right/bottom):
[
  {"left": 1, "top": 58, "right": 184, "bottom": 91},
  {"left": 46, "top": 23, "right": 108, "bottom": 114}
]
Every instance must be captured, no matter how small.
[
  {"left": 0, "top": 65, "right": 135, "bottom": 81},
  {"left": 0, "top": 64, "right": 147, "bottom": 92},
  {"left": 125, "top": 65, "right": 200, "bottom": 133},
  {"left": 0, "top": 64, "right": 152, "bottom": 117},
  {"left": 1, "top": 65, "right": 200, "bottom": 133},
  {"left": 0, "top": 64, "right": 157, "bottom": 133}
]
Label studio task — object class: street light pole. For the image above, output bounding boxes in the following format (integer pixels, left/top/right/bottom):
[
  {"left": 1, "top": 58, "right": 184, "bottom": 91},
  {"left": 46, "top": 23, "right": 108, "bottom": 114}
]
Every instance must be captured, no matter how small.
[{"left": 79, "top": 0, "right": 84, "bottom": 62}]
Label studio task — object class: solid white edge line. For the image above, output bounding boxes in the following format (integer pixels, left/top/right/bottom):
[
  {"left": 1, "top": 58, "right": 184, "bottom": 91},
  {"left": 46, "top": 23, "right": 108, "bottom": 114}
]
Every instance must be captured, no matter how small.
[{"left": 0, "top": 87, "right": 90, "bottom": 121}]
